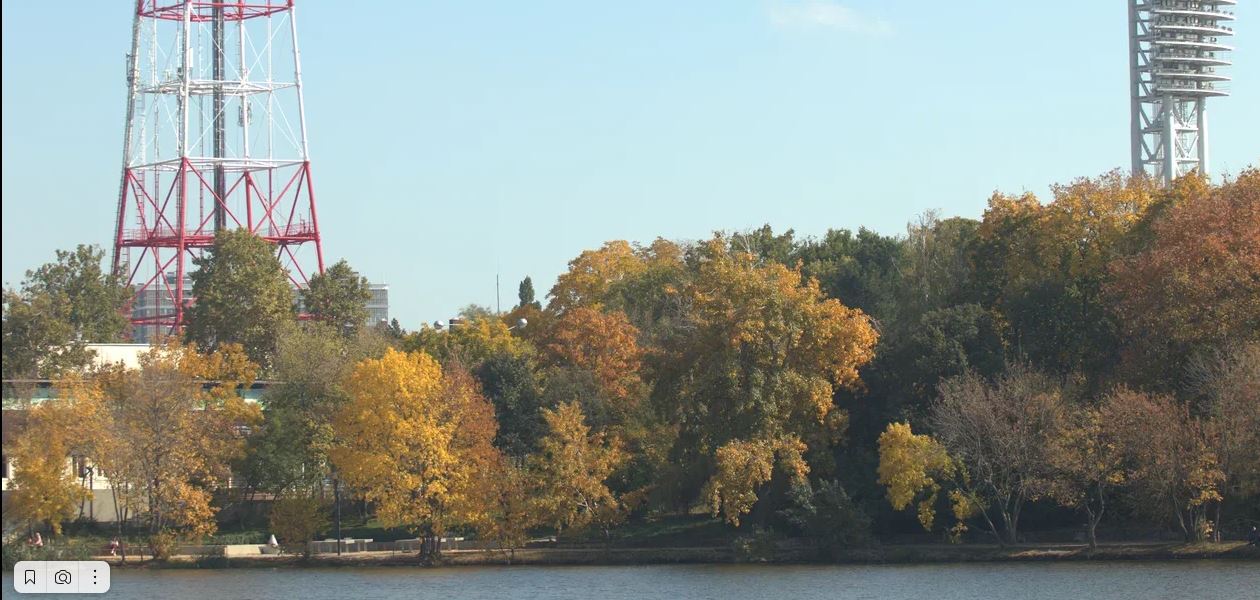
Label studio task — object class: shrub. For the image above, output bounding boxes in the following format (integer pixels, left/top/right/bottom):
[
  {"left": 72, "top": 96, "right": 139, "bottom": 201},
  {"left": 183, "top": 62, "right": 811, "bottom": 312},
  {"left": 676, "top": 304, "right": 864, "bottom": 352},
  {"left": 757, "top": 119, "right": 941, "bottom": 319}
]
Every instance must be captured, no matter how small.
[{"left": 268, "top": 496, "right": 329, "bottom": 557}]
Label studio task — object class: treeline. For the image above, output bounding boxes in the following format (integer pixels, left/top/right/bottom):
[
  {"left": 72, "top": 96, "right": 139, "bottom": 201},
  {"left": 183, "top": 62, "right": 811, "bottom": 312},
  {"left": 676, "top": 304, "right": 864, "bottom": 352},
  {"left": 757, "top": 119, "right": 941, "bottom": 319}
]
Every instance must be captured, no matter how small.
[{"left": 3, "top": 169, "right": 1257, "bottom": 555}]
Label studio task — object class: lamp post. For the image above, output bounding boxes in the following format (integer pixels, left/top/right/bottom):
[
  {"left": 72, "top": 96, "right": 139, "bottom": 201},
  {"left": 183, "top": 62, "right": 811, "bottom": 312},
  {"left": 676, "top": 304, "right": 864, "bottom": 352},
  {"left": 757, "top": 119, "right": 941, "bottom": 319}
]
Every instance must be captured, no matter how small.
[{"left": 333, "top": 473, "right": 342, "bottom": 556}]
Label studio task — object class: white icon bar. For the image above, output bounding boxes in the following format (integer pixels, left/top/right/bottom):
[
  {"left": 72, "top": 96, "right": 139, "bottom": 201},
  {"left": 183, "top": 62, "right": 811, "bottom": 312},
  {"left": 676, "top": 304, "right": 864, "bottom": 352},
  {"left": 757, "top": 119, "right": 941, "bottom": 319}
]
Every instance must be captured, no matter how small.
[{"left": 13, "top": 561, "right": 111, "bottom": 594}]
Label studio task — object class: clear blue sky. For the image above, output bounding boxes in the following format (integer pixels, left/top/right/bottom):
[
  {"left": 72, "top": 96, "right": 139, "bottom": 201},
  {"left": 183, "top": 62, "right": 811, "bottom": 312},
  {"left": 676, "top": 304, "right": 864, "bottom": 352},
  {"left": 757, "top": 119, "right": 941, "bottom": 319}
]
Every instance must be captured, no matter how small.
[{"left": 3, "top": 1, "right": 1257, "bottom": 330}]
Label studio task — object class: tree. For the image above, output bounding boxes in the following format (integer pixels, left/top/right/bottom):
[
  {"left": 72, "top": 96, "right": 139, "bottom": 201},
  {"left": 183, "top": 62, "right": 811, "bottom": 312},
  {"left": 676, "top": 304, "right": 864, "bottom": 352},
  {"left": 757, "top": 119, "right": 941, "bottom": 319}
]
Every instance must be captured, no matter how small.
[
  {"left": 517, "top": 276, "right": 541, "bottom": 310},
  {"left": 1047, "top": 407, "right": 1125, "bottom": 548},
  {"left": 974, "top": 172, "right": 1157, "bottom": 379},
  {"left": 792, "top": 227, "right": 906, "bottom": 324},
  {"left": 403, "top": 315, "right": 533, "bottom": 367},
  {"left": 88, "top": 342, "right": 261, "bottom": 538},
  {"left": 242, "top": 322, "right": 390, "bottom": 496},
  {"left": 268, "top": 495, "right": 329, "bottom": 557},
  {"left": 472, "top": 457, "right": 540, "bottom": 561},
  {"left": 330, "top": 348, "right": 498, "bottom": 558},
  {"left": 652, "top": 237, "right": 878, "bottom": 520},
  {"left": 303, "top": 259, "right": 371, "bottom": 334},
  {"left": 4, "top": 389, "right": 92, "bottom": 534},
  {"left": 3, "top": 245, "right": 130, "bottom": 385},
  {"left": 876, "top": 422, "right": 973, "bottom": 540},
  {"left": 541, "top": 306, "right": 644, "bottom": 408},
  {"left": 21, "top": 245, "right": 131, "bottom": 342},
  {"left": 703, "top": 437, "right": 808, "bottom": 527},
  {"left": 1189, "top": 342, "right": 1260, "bottom": 540},
  {"left": 547, "top": 241, "right": 647, "bottom": 315},
  {"left": 1107, "top": 169, "right": 1260, "bottom": 389},
  {"left": 930, "top": 365, "right": 1066, "bottom": 545},
  {"left": 473, "top": 352, "right": 547, "bottom": 457},
  {"left": 531, "top": 402, "right": 625, "bottom": 537},
  {"left": 1103, "top": 388, "right": 1223, "bottom": 541},
  {"left": 184, "top": 229, "right": 296, "bottom": 370}
]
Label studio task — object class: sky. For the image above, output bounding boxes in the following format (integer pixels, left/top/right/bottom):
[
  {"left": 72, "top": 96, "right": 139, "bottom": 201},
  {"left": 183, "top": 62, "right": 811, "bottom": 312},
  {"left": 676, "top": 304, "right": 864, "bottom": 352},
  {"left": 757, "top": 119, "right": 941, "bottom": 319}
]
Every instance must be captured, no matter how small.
[{"left": 3, "top": 1, "right": 1257, "bottom": 330}]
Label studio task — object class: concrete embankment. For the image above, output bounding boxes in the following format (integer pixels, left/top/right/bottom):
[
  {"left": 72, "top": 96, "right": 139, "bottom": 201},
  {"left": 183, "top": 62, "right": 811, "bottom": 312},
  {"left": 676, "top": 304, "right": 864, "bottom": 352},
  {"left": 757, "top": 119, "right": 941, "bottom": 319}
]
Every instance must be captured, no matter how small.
[{"left": 100, "top": 541, "right": 1260, "bottom": 569}]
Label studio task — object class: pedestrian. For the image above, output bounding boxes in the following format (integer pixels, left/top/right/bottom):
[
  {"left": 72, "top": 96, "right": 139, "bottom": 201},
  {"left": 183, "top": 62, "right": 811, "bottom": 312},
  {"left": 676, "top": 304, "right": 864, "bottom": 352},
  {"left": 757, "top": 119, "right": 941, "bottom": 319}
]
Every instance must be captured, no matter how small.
[
  {"left": 108, "top": 537, "right": 121, "bottom": 556},
  {"left": 29, "top": 532, "right": 44, "bottom": 548},
  {"left": 1248, "top": 526, "right": 1260, "bottom": 547}
]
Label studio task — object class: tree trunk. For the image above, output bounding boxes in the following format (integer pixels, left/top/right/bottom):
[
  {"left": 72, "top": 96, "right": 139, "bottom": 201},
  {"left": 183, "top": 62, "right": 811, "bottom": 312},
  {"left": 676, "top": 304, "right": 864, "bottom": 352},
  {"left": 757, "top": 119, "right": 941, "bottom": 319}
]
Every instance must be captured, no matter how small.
[{"left": 1213, "top": 502, "right": 1222, "bottom": 544}]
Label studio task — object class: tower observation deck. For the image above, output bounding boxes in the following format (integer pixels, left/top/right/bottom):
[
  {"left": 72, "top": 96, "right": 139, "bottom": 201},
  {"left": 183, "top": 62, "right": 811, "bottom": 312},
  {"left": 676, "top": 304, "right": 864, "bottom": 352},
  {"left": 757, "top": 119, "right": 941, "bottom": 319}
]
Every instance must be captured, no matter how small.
[{"left": 1129, "top": 1, "right": 1236, "bottom": 183}]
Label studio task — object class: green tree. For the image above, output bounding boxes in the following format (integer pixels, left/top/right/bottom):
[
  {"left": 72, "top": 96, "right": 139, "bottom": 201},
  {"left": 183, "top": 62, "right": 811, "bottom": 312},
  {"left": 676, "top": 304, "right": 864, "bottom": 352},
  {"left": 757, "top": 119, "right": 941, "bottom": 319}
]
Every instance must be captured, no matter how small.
[
  {"left": 3, "top": 245, "right": 130, "bottom": 384},
  {"left": 517, "top": 276, "right": 541, "bottom": 310},
  {"left": 473, "top": 352, "right": 547, "bottom": 457},
  {"left": 303, "top": 259, "right": 371, "bottom": 334},
  {"left": 22, "top": 245, "right": 131, "bottom": 342},
  {"left": 184, "top": 229, "right": 296, "bottom": 369},
  {"left": 241, "top": 322, "right": 390, "bottom": 496}
]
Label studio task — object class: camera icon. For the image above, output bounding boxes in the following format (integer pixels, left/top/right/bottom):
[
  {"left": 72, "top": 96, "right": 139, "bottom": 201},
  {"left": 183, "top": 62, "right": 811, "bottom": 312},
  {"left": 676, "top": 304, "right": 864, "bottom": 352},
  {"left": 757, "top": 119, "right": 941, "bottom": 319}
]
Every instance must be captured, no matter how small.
[{"left": 53, "top": 569, "right": 73, "bottom": 585}]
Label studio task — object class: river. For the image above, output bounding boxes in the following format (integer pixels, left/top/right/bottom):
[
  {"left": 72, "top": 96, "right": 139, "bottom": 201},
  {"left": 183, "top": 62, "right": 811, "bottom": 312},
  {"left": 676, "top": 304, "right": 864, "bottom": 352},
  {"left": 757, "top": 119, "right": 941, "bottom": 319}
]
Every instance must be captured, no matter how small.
[{"left": 5, "top": 561, "right": 1257, "bottom": 599}]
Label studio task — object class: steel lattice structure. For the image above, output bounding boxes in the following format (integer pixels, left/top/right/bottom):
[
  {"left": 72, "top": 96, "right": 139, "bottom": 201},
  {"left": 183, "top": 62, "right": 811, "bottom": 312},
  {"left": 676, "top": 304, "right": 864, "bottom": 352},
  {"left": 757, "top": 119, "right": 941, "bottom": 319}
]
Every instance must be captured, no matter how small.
[
  {"left": 113, "top": 1, "right": 324, "bottom": 340},
  {"left": 1129, "top": 0, "right": 1236, "bottom": 184}
]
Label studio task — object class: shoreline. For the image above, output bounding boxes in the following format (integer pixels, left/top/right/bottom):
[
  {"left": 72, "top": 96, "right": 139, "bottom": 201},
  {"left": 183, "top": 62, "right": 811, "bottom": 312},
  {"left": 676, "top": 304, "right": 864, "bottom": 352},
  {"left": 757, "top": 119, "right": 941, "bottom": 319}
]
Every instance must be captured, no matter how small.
[{"left": 100, "top": 541, "right": 1260, "bottom": 569}]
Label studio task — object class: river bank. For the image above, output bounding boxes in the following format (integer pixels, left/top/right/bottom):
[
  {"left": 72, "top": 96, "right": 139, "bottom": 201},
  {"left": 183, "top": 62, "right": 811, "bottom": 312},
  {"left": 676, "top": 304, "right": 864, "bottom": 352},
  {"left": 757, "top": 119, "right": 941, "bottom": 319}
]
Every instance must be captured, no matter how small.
[{"left": 98, "top": 541, "right": 1260, "bottom": 569}]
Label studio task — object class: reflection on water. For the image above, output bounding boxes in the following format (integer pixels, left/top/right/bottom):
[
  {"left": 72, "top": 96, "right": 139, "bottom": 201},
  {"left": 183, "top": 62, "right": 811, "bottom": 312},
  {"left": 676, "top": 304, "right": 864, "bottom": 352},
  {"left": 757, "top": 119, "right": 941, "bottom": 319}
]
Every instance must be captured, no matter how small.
[{"left": 5, "top": 560, "right": 1258, "bottom": 600}]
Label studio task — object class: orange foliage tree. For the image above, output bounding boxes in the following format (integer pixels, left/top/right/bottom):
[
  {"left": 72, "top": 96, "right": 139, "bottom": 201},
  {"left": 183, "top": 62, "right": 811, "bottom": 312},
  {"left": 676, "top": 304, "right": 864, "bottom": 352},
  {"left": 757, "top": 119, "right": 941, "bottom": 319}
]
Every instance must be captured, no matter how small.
[{"left": 1107, "top": 169, "right": 1260, "bottom": 387}]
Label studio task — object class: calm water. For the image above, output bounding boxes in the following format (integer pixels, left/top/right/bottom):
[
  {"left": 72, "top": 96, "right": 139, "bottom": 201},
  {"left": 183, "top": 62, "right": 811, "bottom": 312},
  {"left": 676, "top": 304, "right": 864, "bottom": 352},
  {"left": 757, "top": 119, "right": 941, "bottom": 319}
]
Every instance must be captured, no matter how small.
[{"left": 5, "top": 561, "right": 1257, "bottom": 599}]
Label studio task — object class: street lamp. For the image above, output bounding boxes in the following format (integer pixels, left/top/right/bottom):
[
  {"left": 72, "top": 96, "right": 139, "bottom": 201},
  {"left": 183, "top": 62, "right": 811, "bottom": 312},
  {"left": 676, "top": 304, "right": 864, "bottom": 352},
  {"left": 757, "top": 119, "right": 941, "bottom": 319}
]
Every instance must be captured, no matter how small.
[
  {"left": 333, "top": 473, "right": 343, "bottom": 556},
  {"left": 508, "top": 318, "right": 528, "bottom": 331}
]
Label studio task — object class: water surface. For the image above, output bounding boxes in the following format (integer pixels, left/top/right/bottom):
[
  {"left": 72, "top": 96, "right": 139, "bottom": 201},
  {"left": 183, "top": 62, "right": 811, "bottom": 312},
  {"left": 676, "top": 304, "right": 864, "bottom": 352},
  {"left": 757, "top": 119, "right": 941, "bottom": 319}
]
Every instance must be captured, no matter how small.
[{"left": 5, "top": 561, "right": 1256, "bottom": 599}]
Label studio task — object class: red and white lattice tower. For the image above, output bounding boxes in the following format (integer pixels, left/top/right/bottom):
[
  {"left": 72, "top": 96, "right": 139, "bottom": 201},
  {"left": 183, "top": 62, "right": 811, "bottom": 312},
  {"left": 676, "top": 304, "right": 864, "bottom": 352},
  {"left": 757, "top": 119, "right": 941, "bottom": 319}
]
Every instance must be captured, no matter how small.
[{"left": 113, "top": 1, "right": 324, "bottom": 341}]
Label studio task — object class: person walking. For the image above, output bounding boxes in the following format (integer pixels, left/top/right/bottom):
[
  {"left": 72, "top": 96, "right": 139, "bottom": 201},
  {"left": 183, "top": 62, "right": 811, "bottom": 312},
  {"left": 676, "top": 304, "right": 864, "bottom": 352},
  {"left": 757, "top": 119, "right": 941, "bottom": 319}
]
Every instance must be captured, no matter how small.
[
  {"left": 108, "top": 537, "right": 121, "bottom": 556},
  {"left": 1248, "top": 526, "right": 1259, "bottom": 547},
  {"left": 29, "top": 532, "right": 44, "bottom": 548}
]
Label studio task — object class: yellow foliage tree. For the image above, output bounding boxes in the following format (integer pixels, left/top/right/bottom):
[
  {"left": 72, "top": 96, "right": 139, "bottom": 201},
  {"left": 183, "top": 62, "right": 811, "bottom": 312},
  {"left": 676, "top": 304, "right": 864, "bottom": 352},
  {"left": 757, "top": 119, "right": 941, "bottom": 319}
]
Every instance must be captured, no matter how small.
[
  {"left": 87, "top": 341, "right": 260, "bottom": 540},
  {"left": 876, "top": 422, "right": 963, "bottom": 533},
  {"left": 531, "top": 402, "right": 625, "bottom": 537},
  {"left": 659, "top": 237, "right": 878, "bottom": 525},
  {"left": 703, "top": 436, "right": 808, "bottom": 527},
  {"left": 403, "top": 315, "right": 534, "bottom": 366},
  {"left": 547, "top": 241, "right": 647, "bottom": 315},
  {"left": 5, "top": 389, "right": 92, "bottom": 534},
  {"left": 330, "top": 348, "right": 499, "bottom": 557}
]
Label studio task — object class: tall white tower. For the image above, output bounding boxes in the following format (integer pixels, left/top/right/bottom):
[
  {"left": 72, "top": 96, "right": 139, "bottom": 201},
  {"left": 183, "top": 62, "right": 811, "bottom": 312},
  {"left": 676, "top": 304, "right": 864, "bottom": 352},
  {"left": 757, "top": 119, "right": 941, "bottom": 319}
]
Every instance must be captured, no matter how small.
[{"left": 1129, "top": 0, "right": 1236, "bottom": 183}]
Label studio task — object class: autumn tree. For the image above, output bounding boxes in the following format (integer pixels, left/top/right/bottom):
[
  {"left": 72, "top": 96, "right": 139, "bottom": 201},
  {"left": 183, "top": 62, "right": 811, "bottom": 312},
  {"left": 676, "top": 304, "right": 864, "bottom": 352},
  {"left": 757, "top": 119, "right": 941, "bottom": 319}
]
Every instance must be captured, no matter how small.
[
  {"left": 540, "top": 306, "right": 644, "bottom": 414},
  {"left": 184, "top": 229, "right": 296, "bottom": 370},
  {"left": 930, "top": 366, "right": 1066, "bottom": 545},
  {"left": 4, "top": 386, "right": 94, "bottom": 534},
  {"left": 1046, "top": 407, "right": 1125, "bottom": 548},
  {"left": 268, "top": 495, "right": 329, "bottom": 557},
  {"left": 88, "top": 342, "right": 261, "bottom": 539},
  {"left": 303, "top": 259, "right": 372, "bottom": 334},
  {"left": 653, "top": 237, "right": 878, "bottom": 522},
  {"left": 974, "top": 172, "right": 1158, "bottom": 379},
  {"left": 876, "top": 422, "right": 975, "bottom": 540},
  {"left": 471, "top": 456, "right": 540, "bottom": 561},
  {"left": 1103, "top": 388, "right": 1223, "bottom": 541},
  {"left": 330, "top": 348, "right": 499, "bottom": 558},
  {"left": 547, "top": 241, "right": 647, "bottom": 315},
  {"left": 1107, "top": 169, "right": 1260, "bottom": 389},
  {"left": 531, "top": 402, "right": 625, "bottom": 537},
  {"left": 403, "top": 315, "right": 534, "bottom": 367},
  {"left": 1189, "top": 342, "right": 1260, "bottom": 540}
]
